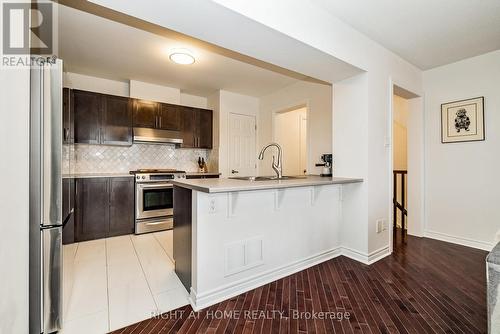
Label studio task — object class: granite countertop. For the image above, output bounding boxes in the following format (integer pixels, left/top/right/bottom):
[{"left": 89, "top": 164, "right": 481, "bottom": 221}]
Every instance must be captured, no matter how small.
[
  {"left": 171, "top": 175, "right": 363, "bottom": 193},
  {"left": 63, "top": 173, "right": 134, "bottom": 178}
]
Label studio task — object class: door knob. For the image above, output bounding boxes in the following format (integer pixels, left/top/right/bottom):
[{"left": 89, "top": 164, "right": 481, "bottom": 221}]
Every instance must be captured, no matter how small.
[{"left": 231, "top": 170, "right": 239, "bottom": 174}]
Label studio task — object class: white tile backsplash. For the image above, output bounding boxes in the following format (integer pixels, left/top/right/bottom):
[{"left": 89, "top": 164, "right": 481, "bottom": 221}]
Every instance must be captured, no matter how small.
[{"left": 64, "top": 144, "right": 210, "bottom": 174}]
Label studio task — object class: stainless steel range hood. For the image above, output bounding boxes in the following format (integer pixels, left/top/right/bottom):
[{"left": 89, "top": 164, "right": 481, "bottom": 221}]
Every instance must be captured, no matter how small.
[{"left": 133, "top": 127, "right": 183, "bottom": 145}]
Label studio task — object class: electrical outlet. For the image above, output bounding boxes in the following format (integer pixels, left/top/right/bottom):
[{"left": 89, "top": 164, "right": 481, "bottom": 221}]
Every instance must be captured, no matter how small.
[
  {"left": 376, "top": 219, "right": 385, "bottom": 233},
  {"left": 209, "top": 199, "right": 216, "bottom": 213}
]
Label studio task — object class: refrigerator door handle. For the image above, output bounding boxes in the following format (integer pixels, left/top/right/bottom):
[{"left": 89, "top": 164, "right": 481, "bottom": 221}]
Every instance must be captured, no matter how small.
[
  {"left": 62, "top": 208, "right": 74, "bottom": 228},
  {"left": 42, "top": 227, "right": 63, "bottom": 333},
  {"left": 42, "top": 61, "right": 63, "bottom": 228}
]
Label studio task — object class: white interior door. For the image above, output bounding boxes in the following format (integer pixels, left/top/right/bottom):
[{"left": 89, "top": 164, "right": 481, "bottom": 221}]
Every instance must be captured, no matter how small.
[
  {"left": 274, "top": 108, "right": 307, "bottom": 175},
  {"left": 229, "top": 113, "right": 256, "bottom": 176}
]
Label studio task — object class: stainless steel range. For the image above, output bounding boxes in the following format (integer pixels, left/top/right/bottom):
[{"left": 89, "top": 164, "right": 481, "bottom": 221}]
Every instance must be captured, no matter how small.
[{"left": 130, "top": 169, "right": 186, "bottom": 234}]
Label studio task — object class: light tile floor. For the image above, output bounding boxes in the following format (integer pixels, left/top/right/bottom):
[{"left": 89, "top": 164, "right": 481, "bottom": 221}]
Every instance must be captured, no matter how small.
[{"left": 60, "top": 230, "right": 188, "bottom": 334}]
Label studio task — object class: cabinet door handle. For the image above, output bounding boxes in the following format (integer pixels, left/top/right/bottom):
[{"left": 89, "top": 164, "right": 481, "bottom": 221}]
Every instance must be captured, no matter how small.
[
  {"left": 231, "top": 170, "right": 239, "bottom": 174},
  {"left": 159, "top": 116, "right": 162, "bottom": 128}
]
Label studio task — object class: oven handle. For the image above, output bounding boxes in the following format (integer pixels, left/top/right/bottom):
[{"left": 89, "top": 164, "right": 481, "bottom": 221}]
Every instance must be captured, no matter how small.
[
  {"left": 144, "top": 221, "right": 167, "bottom": 226},
  {"left": 137, "top": 183, "right": 173, "bottom": 189}
]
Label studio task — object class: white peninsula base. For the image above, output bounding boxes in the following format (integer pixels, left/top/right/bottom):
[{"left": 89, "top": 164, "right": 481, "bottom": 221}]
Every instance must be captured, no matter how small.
[{"left": 172, "top": 177, "right": 381, "bottom": 311}]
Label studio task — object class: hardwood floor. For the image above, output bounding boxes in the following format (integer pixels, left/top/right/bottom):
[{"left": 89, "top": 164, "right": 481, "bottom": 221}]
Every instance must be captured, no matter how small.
[{"left": 110, "top": 230, "right": 488, "bottom": 333}]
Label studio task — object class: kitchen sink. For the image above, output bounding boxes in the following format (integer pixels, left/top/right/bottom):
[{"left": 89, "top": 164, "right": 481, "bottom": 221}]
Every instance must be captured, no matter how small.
[{"left": 230, "top": 176, "right": 307, "bottom": 181}]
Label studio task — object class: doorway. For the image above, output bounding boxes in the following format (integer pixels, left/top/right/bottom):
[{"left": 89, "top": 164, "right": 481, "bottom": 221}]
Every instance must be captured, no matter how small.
[
  {"left": 390, "top": 83, "right": 424, "bottom": 248},
  {"left": 393, "top": 94, "right": 409, "bottom": 236},
  {"left": 273, "top": 107, "right": 308, "bottom": 175}
]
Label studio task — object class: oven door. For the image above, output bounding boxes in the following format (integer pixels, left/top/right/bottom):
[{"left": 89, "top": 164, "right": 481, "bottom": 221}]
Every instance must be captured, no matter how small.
[{"left": 136, "top": 182, "right": 173, "bottom": 219}]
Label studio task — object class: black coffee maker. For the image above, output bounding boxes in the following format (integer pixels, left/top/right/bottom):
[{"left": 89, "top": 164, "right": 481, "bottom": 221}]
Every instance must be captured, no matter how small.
[{"left": 316, "top": 154, "right": 333, "bottom": 177}]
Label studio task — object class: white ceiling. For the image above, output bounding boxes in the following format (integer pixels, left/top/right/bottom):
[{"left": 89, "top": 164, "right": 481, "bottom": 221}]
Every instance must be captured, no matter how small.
[
  {"left": 57, "top": 4, "right": 308, "bottom": 97},
  {"left": 312, "top": 0, "right": 500, "bottom": 70}
]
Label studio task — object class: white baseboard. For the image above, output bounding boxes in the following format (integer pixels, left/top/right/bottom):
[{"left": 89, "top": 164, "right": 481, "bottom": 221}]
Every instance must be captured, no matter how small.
[
  {"left": 424, "top": 229, "right": 494, "bottom": 251},
  {"left": 341, "top": 245, "right": 391, "bottom": 265},
  {"left": 190, "top": 247, "right": 342, "bottom": 311},
  {"left": 189, "top": 245, "right": 391, "bottom": 311}
]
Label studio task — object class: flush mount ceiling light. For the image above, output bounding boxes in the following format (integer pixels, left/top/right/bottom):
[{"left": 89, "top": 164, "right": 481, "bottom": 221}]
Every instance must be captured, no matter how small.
[{"left": 169, "top": 49, "right": 195, "bottom": 65}]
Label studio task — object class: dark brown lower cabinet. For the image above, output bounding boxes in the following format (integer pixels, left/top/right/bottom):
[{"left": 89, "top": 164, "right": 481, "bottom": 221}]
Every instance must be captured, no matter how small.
[
  {"left": 73, "top": 177, "right": 134, "bottom": 242},
  {"left": 62, "top": 178, "right": 75, "bottom": 245},
  {"left": 108, "top": 177, "right": 135, "bottom": 237},
  {"left": 76, "top": 178, "right": 109, "bottom": 242}
]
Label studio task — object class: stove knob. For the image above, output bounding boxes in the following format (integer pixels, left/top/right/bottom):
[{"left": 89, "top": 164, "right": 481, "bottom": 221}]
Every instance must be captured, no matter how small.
[
  {"left": 136, "top": 176, "right": 140, "bottom": 180},
  {"left": 142, "top": 176, "right": 146, "bottom": 179}
]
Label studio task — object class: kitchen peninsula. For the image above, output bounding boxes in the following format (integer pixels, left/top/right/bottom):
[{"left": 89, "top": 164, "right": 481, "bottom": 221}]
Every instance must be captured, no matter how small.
[{"left": 171, "top": 176, "right": 363, "bottom": 310}]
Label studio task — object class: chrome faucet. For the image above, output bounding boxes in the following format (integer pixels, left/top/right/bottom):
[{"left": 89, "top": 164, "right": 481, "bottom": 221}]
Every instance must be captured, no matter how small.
[{"left": 258, "top": 143, "right": 283, "bottom": 179}]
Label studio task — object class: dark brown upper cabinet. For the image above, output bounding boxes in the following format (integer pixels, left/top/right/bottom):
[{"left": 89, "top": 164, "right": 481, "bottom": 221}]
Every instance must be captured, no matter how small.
[
  {"left": 158, "top": 103, "right": 181, "bottom": 131},
  {"left": 180, "top": 106, "right": 213, "bottom": 149},
  {"left": 73, "top": 89, "right": 101, "bottom": 144},
  {"left": 69, "top": 88, "right": 212, "bottom": 149},
  {"left": 197, "top": 108, "right": 213, "bottom": 149},
  {"left": 72, "top": 89, "right": 133, "bottom": 146},
  {"left": 180, "top": 106, "right": 196, "bottom": 148},
  {"left": 102, "top": 95, "right": 133, "bottom": 146},
  {"left": 133, "top": 99, "right": 159, "bottom": 128},
  {"left": 133, "top": 100, "right": 181, "bottom": 131},
  {"left": 62, "top": 88, "right": 74, "bottom": 144}
]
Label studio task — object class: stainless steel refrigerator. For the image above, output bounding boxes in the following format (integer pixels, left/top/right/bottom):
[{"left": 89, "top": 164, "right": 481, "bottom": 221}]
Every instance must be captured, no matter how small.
[{"left": 29, "top": 59, "right": 67, "bottom": 334}]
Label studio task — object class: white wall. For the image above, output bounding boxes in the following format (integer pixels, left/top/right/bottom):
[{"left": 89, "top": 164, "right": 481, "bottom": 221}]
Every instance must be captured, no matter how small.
[
  {"left": 259, "top": 81, "right": 332, "bottom": 175},
  {"left": 64, "top": 72, "right": 208, "bottom": 108},
  {"left": 129, "top": 79, "right": 180, "bottom": 104},
  {"left": 206, "top": 91, "right": 221, "bottom": 172},
  {"left": 64, "top": 72, "right": 129, "bottom": 96},
  {"left": 423, "top": 50, "right": 500, "bottom": 250},
  {"left": 0, "top": 68, "right": 30, "bottom": 333},
  {"left": 406, "top": 97, "right": 425, "bottom": 237},
  {"left": 334, "top": 73, "right": 369, "bottom": 255},
  {"left": 181, "top": 93, "right": 208, "bottom": 108}
]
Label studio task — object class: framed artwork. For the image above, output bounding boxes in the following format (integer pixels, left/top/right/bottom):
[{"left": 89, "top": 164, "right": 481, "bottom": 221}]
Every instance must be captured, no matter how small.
[{"left": 441, "top": 96, "right": 484, "bottom": 143}]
